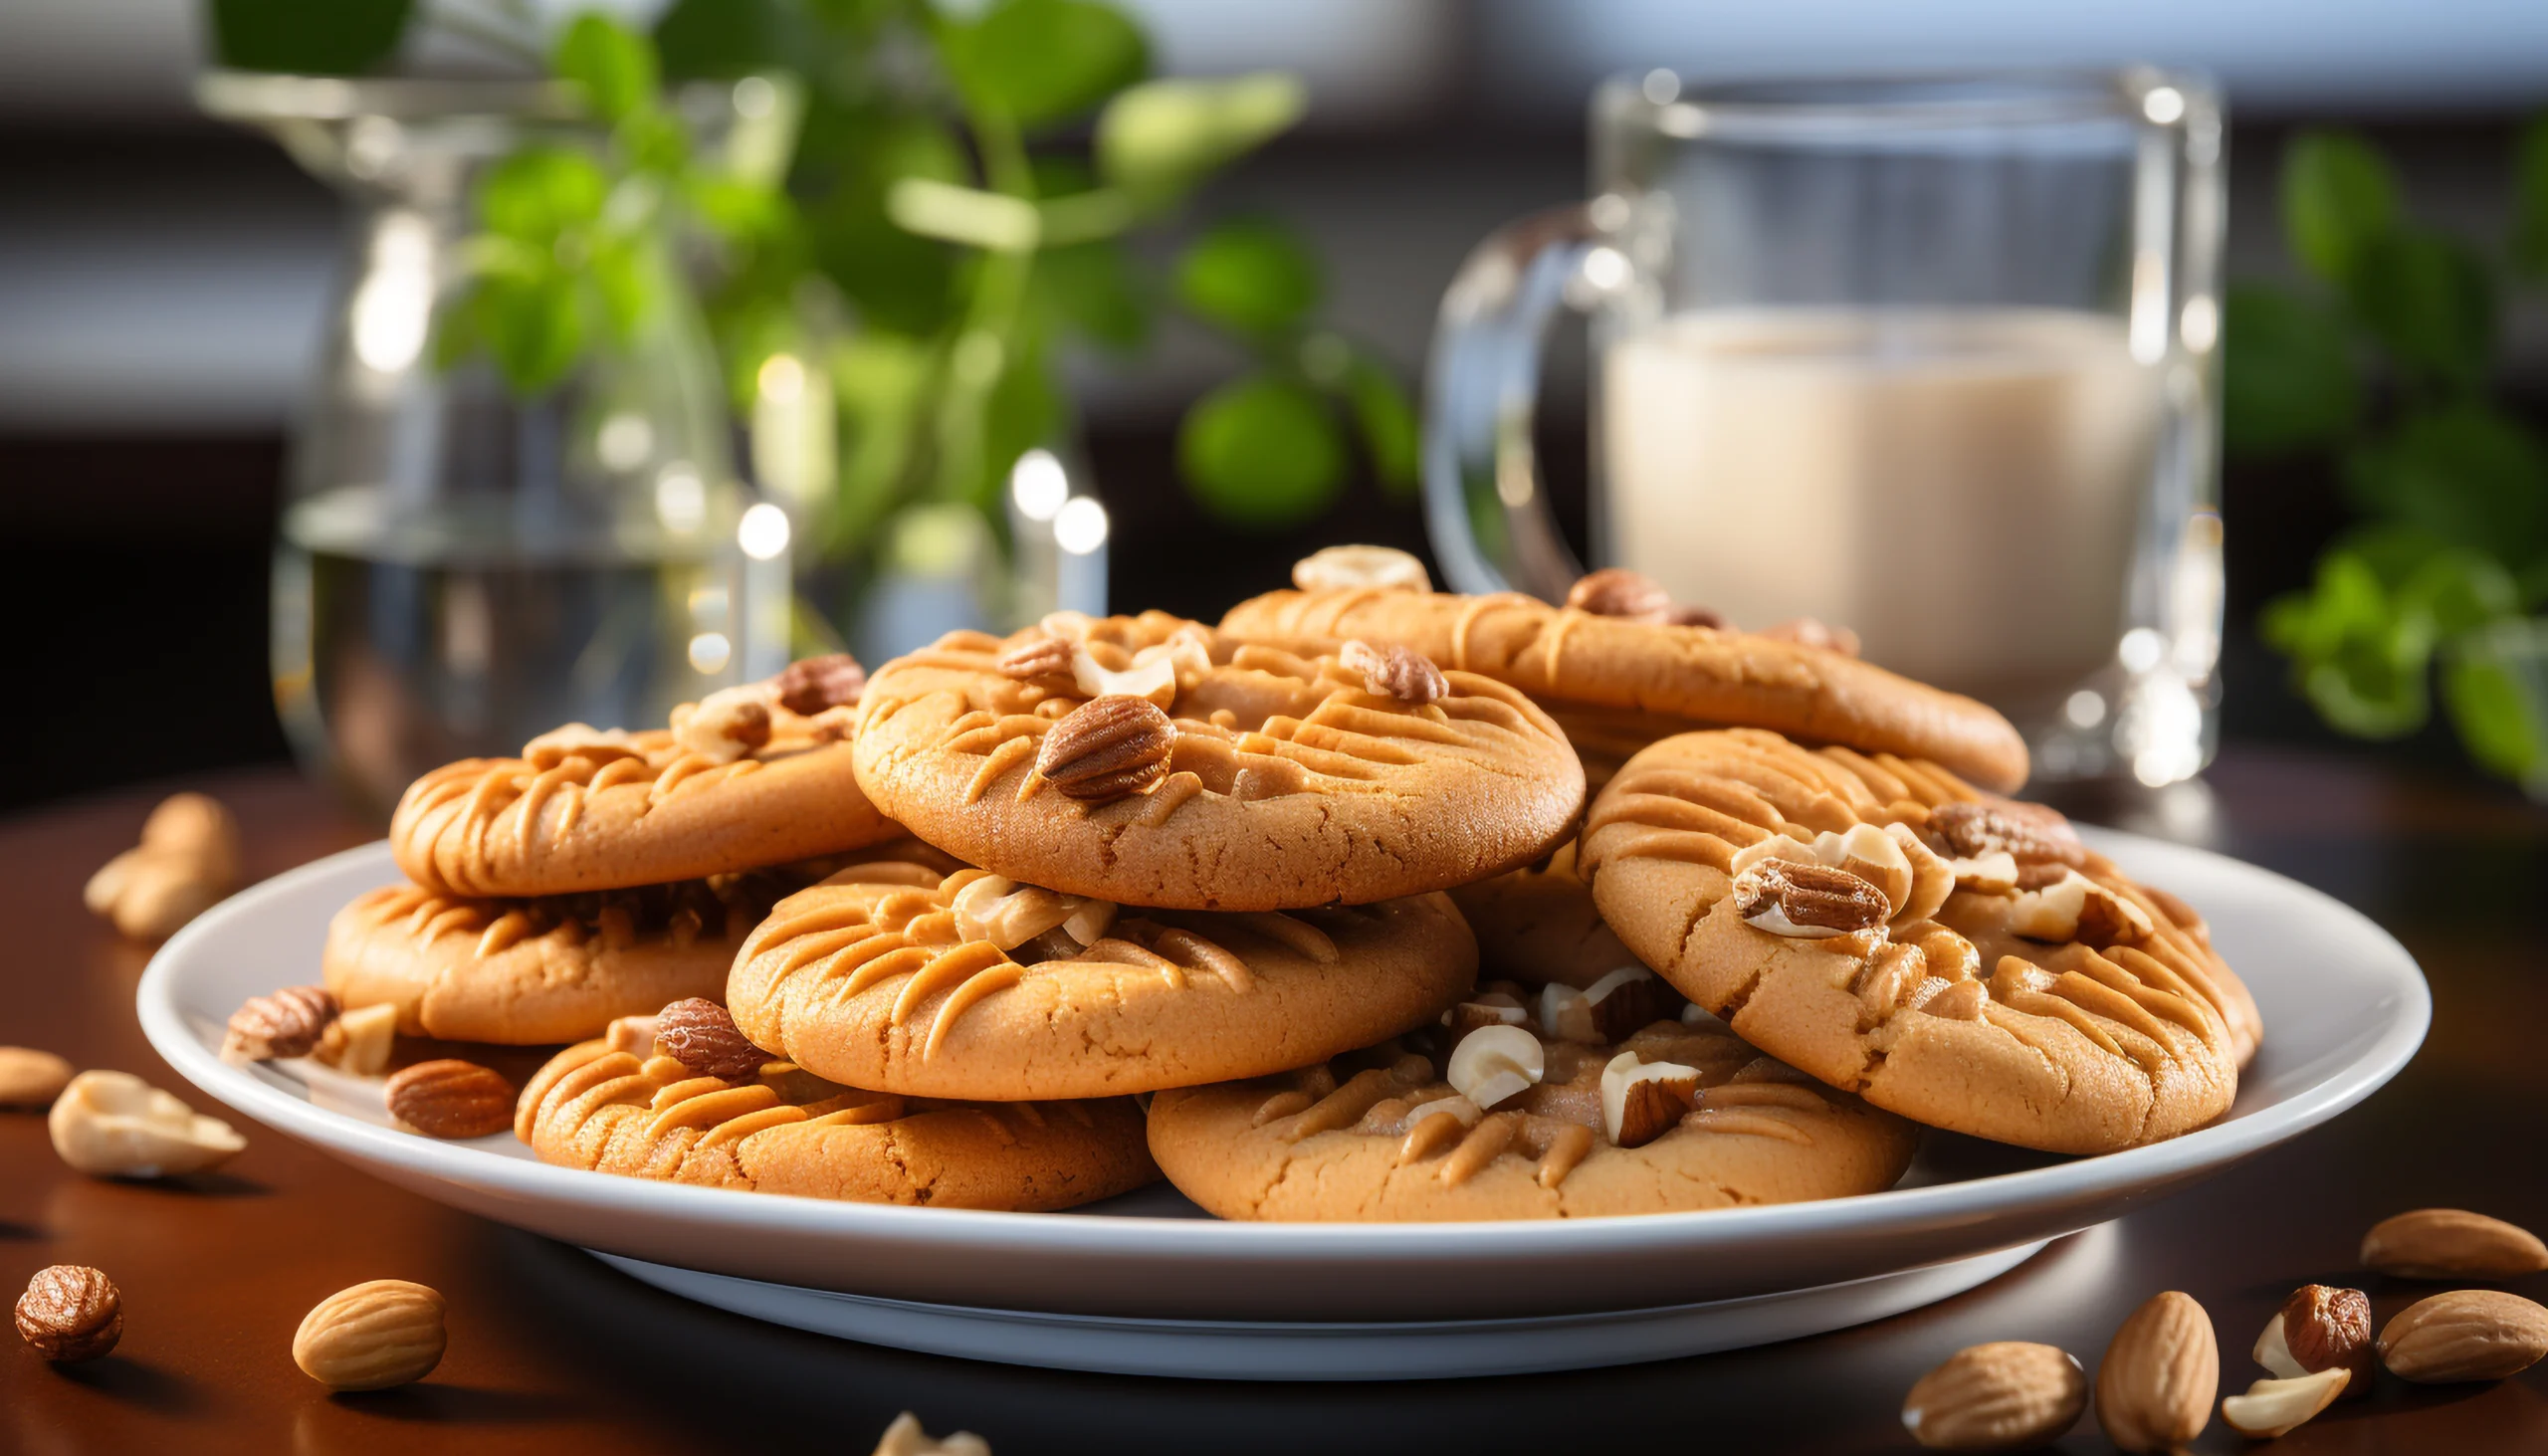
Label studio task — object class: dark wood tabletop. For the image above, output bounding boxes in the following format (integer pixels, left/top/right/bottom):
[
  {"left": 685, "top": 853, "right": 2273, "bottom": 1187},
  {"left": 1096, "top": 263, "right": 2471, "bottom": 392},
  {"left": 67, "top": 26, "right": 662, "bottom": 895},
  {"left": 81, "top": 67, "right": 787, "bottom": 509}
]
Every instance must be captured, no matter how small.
[{"left": 6, "top": 751, "right": 2547, "bottom": 1455}]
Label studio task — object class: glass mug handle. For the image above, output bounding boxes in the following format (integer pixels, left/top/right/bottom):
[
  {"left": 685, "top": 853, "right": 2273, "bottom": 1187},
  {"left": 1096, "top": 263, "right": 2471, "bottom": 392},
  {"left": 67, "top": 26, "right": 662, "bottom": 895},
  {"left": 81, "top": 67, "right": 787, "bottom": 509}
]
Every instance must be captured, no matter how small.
[{"left": 1420, "top": 201, "right": 1609, "bottom": 600}]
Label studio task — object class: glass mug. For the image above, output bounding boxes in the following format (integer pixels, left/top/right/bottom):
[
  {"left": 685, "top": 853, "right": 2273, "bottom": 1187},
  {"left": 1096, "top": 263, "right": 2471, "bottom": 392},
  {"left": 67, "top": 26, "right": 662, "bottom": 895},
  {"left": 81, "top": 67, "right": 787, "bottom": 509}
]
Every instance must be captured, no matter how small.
[{"left": 1422, "top": 71, "right": 2226, "bottom": 784}]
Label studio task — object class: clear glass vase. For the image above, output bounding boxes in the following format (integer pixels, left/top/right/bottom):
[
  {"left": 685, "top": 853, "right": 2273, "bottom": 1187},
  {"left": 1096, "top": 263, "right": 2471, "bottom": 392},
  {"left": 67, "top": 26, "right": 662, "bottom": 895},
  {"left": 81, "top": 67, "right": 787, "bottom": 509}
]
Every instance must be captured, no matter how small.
[{"left": 202, "top": 73, "right": 784, "bottom": 821}]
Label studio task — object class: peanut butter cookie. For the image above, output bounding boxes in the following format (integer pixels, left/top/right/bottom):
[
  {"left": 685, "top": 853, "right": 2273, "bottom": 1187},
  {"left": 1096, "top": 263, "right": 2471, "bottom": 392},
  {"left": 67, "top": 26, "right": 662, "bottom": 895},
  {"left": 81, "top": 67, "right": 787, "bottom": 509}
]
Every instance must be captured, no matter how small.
[
  {"left": 1580, "top": 728, "right": 2257, "bottom": 1153},
  {"left": 323, "top": 843, "right": 957, "bottom": 1045},
  {"left": 517, "top": 1032, "right": 1156, "bottom": 1211},
  {"left": 390, "top": 656, "right": 898, "bottom": 898},
  {"left": 1149, "top": 984, "right": 1916, "bottom": 1220},
  {"left": 727, "top": 865, "right": 1477, "bottom": 1100},
  {"left": 849, "top": 612, "right": 1584, "bottom": 910},
  {"left": 1218, "top": 552, "right": 2028, "bottom": 793},
  {"left": 1444, "top": 839, "right": 1639, "bottom": 990}
]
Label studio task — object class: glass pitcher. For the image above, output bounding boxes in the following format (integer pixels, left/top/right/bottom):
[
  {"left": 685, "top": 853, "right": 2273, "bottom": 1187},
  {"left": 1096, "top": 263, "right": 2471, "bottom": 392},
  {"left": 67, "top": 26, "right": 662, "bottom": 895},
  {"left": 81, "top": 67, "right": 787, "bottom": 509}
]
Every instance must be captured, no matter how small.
[
  {"left": 1422, "top": 71, "right": 2226, "bottom": 785},
  {"left": 201, "top": 73, "right": 783, "bottom": 820}
]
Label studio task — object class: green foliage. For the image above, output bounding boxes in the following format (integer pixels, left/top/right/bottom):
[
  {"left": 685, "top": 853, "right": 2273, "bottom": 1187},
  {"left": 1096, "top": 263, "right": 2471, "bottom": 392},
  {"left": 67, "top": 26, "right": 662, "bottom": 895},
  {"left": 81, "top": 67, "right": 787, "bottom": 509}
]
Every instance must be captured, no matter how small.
[
  {"left": 555, "top": 12, "right": 658, "bottom": 123},
  {"left": 209, "top": 0, "right": 410, "bottom": 74},
  {"left": 2280, "top": 132, "right": 2399, "bottom": 285},
  {"left": 2220, "top": 286, "right": 2356, "bottom": 456},
  {"left": 1179, "top": 377, "right": 1347, "bottom": 527},
  {"left": 943, "top": 0, "right": 1148, "bottom": 130},
  {"left": 1176, "top": 218, "right": 1321, "bottom": 336},
  {"left": 2235, "top": 121, "right": 2548, "bottom": 797},
  {"left": 1098, "top": 74, "right": 1306, "bottom": 202}
]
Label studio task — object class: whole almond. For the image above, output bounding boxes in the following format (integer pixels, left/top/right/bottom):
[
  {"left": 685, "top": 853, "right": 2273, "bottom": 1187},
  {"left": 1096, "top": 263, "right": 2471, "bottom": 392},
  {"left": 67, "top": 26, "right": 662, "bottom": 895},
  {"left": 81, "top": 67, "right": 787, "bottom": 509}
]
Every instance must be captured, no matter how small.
[
  {"left": 770, "top": 653, "right": 865, "bottom": 714},
  {"left": 16, "top": 1265, "right": 122, "bottom": 1361},
  {"left": 294, "top": 1280, "right": 445, "bottom": 1390},
  {"left": 0, "top": 1046, "right": 75, "bottom": 1108},
  {"left": 1903, "top": 1341, "right": 2087, "bottom": 1451},
  {"left": 222, "top": 985, "right": 339, "bottom": 1062},
  {"left": 1035, "top": 696, "right": 1174, "bottom": 801},
  {"left": 2362, "top": 1208, "right": 2548, "bottom": 1280},
  {"left": 2097, "top": 1291, "right": 2218, "bottom": 1452},
  {"left": 1337, "top": 639, "right": 1448, "bottom": 707},
  {"left": 653, "top": 998, "right": 767, "bottom": 1082},
  {"left": 2379, "top": 1290, "right": 2548, "bottom": 1382},
  {"left": 384, "top": 1060, "right": 515, "bottom": 1139}
]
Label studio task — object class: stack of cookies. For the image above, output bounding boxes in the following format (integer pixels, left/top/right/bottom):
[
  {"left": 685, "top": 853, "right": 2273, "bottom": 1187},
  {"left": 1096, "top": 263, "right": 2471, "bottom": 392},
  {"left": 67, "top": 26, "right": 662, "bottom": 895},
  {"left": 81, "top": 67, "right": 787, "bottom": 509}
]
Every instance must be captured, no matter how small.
[{"left": 259, "top": 540, "right": 2259, "bottom": 1224}]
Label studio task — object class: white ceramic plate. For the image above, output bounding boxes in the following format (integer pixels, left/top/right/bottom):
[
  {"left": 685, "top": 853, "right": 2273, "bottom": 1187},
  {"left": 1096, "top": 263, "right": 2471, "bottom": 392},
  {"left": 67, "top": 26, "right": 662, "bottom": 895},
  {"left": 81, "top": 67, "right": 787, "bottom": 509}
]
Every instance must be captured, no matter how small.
[{"left": 141, "top": 832, "right": 2426, "bottom": 1336}]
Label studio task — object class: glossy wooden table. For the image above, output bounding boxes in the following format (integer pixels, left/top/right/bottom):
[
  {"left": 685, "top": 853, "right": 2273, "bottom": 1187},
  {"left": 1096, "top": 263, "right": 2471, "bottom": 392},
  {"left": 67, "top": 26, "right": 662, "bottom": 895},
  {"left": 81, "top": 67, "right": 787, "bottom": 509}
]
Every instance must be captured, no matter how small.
[{"left": 6, "top": 753, "right": 2547, "bottom": 1454}]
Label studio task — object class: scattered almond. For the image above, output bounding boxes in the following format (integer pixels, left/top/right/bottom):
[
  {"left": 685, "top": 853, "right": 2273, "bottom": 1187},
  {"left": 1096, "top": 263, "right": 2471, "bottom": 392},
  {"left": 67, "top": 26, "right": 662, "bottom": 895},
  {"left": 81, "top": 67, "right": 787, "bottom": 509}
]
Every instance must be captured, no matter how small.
[
  {"left": 293, "top": 1280, "right": 446, "bottom": 1390},
  {"left": 0, "top": 1046, "right": 75, "bottom": 1108},
  {"left": 222, "top": 985, "right": 339, "bottom": 1063},
  {"left": 2361, "top": 1208, "right": 2548, "bottom": 1281},
  {"left": 383, "top": 1060, "right": 515, "bottom": 1139},
  {"left": 2096, "top": 1291, "right": 2217, "bottom": 1452},
  {"left": 2221, "top": 1366, "right": 2347, "bottom": 1438},
  {"left": 2255, "top": 1284, "right": 2375, "bottom": 1396},
  {"left": 652, "top": 998, "right": 768, "bottom": 1082},
  {"left": 85, "top": 792, "right": 241, "bottom": 941},
  {"left": 2379, "top": 1289, "right": 2548, "bottom": 1383},
  {"left": 16, "top": 1265, "right": 122, "bottom": 1362},
  {"left": 1902, "top": 1341, "right": 2087, "bottom": 1451},
  {"left": 49, "top": 1069, "right": 245, "bottom": 1177}
]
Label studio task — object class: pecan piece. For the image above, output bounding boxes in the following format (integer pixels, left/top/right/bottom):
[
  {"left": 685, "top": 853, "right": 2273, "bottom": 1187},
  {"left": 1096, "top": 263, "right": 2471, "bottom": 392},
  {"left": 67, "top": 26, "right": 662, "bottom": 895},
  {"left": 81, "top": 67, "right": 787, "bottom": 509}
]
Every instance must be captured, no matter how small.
[
  {"left": 770, "top": 653, "right": 865, "bottom": 714},
  {"left": 383, "top": 1060, "right": 515, "bottom": 1139},
  {"left": 16, "top": 1265, "right": 121, "bottom": 1362},
  {"left": 1036, "top": 696, "right": 1175, "bottom": 800},
  {"left": 1566, "top": 567, "right": 1674, "bottom": 621},
  {"left": 995, "top": 635, "right": 1077, "bottom": 682},
  {"left": 1731, "top": 859, "right": 1891, "bottom": 936},
  {"left": 1927, "top": 799, "right": 2086, "bottom": 867},
  {"left": 1338, "top": 640, "right": 1448, "bottom": 706},
  {"left": 222, "top": 985, "right": 339, "bottom": 1062},
  {"left": 654, "top": 997, "right": 770, "bottom": 1082}
]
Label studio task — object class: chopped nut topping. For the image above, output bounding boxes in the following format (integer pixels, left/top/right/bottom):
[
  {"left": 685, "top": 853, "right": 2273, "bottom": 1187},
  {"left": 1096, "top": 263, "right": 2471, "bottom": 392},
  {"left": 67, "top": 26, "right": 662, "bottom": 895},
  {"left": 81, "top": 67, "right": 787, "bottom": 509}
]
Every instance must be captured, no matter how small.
[
  {"left": 671, "top": 685, "right": 776, "bottom": 763},
  {"left": 1035, "top": 696, "right": 1176, "bottom": 801},
  {"left": 1292, "top": 544, "right": 1430, "bottom": 594},
  {"left": 1444, "top": 1024, "right": 1544, "bottom": 1109},
  {"left": 1926, "top": 799, "right": 2086, "bottom": 868},
  {"left": 996, "top": 636, "right": 1077, "bottom": 682},
  {"left": 653, "top": 999, "right": 769, "bottom": 1082},
  {"left": 770, "top": 654, "right": 866, "bottom": 714},
  {"left": 1566, "top": 567, "right": 1673, "bottom": 621},
  {"left": 1599, "top": 1051, "right": 1700, "bottom": 1147},
  {"left": 222, "top": 985, "right": 339, "bottom": 1063},
  {"left": 950, "top": 875, "right": 1116, "bottom": 950},
  {"left": 1760, "top": 616, "right": 1861, "bottom": 657},
  {"left": 1730, "top": 859, "right": 1891, "bottom": 936},
  {"left": 1338, "top": 639, "right": 1448, "bottom": 706}
]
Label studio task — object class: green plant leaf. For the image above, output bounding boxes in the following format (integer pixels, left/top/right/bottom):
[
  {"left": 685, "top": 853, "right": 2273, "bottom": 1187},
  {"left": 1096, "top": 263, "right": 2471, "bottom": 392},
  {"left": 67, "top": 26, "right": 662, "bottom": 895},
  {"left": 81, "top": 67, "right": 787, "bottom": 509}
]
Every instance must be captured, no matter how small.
[
  {"left": 1097, "top": 74, "right": 1305, "bottom": 202},
  {"left": 1175, "top": 217, "right": 1321, "bottom": 336},
  {"left": 1343, "top": 351, "right": 1417, "bottom": 497},
  {"left": 586, "top": 238, "right": 650, "bottom": 341},
  {"left": 2280, "top": 130, "right": 2399, "bottom": 285},
  {"left": 2441, "top": 618, "right": 2548, "bottom": 786},
  {"left": 653, "top": 0, "right": 804, "bottom": 77},
  {"left": 2260, "top": 550, "right": 2437, "bottom": 739},
  {"left": 477, "top": 146, "right": 609, "bottom": 243},
  {"left": 2341, "top": 404, "right": 2548, "bottom": 566},
  {"left": 554, "top": 12, "right": 658, "bottom": 123},
  {"left": 2513, "top": 113, "right": 2548, "bottom": 279},
  {"left": 616, "top": 107, "right": 692, "bottom": 175},
  {"left": 209, "top": 0, "right": 412, "bottom": 74},
  {"left": 1029, "top": 240, "right": 1151, "bottom": 350},
  {"left": 1177, "top": 375, "right": 1346, "bottom": 527},
  {"left": 467, "top": 271, "right": 587, "bottom": 394},
  {"left": 2220, "top": 285, "right": 2359, "bottom": 458},
  {"left": 945, "top": 0, "right": 1148, "bottom": 130},
  {"left": 2399, "top": 546, "right": 2522, "bottom": 636},
  {"left": 2341, "top": 228, "right": 2496, "bottom": 390}
]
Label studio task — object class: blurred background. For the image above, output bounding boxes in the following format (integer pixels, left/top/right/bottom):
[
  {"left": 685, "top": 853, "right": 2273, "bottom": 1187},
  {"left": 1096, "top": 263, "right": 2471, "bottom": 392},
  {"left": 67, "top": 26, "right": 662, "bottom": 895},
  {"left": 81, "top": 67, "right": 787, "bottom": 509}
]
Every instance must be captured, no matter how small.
[{"left": 5, "top": 0, "right": 2547, "bottom": 815}]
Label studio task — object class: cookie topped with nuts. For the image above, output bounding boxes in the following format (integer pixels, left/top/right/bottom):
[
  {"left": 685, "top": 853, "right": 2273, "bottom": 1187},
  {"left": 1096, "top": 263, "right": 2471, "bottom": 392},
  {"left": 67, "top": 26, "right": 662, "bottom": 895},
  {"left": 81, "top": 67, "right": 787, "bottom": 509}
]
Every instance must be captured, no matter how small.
[
  {"left": 726, "top": 864, "right": 1477, "bottom": 1100},
  {"left": 390, "top": 654, "right": 898, "bottom": 899},
  {"left": 516, "top": 1025, "right": 1158, "bottom": 1212},
  {"left": 849, "top": 612, "right": 1584, "bottom": 910},
  {"left": 1147, "top": 979, "right": 1917, "bottom": 1221},
  {"left": 1219, "top": 551, "right": 2028, "bottom": 794},
  {"left": 1446, "top": 838, "right": 1641, "bottom": 990},
  {"left": 1581, "top": 728, "right": 2256, "bottom": 1153},
  {"left": 322, "top": 843, "right": 957, "bottom": 1045}
]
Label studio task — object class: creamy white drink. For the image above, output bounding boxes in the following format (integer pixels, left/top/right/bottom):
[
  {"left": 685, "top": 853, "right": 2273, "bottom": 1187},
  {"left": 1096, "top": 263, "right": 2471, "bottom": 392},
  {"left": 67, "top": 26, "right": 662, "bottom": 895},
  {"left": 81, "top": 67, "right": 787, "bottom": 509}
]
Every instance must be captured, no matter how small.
[{"left": 1600, "top": 309, "right": 2161, "bottom": 709}]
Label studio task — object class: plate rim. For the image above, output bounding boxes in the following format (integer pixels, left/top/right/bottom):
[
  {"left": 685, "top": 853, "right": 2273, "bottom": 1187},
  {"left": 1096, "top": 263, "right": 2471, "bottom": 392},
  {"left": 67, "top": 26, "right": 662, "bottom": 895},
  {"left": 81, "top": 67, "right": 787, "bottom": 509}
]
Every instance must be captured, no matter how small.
[{"left": 138, "top": 828, "right": 2430, "bottom": 1264}]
